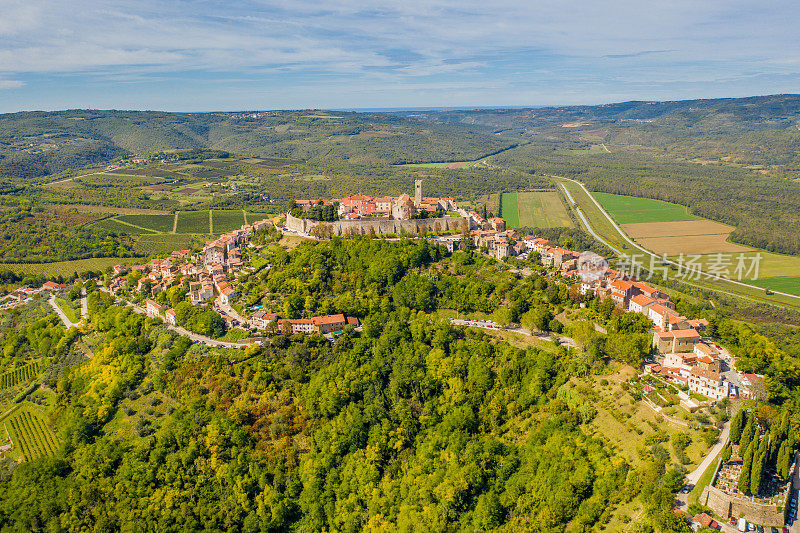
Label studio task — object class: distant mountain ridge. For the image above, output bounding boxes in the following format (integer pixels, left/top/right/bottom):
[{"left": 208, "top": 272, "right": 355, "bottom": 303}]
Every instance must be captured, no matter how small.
[{"left": 2, "top": 94, "right": 800, "bottom": 180}]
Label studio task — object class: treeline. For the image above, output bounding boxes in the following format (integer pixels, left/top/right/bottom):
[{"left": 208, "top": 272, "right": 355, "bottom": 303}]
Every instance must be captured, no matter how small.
[
  {"left": 0, "top": 202, "right": 136, "bottom": 263},
  {"left": 0, "top": 109, "right": 514, "bottom": 180}
]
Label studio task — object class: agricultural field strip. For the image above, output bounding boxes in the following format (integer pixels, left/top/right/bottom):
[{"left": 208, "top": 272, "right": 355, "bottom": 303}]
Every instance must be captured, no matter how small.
[
  {"left": 558, "top": 176, "right": 800, "bottom": 302},
  {"left": 107, "top": 217, "right": 160, "bottom": 234},
  {"left": 0, "top": 361, "right": 40, "bottom": 390},
  {"left": 6, "top": 410, "right": 58, "bottom": 460},
  {"left": 560, "top": 179, "right": 795, "bottom": 309}
]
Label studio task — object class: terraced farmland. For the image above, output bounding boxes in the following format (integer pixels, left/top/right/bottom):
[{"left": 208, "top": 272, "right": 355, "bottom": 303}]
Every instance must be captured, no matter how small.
[{"left": 5, "top": 409, "right": 59, "bottom": 461}]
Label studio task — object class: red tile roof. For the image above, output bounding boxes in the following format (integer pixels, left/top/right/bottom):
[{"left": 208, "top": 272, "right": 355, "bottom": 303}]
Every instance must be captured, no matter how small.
[{"left": 312, "top": 314, "right": 346, "bottom": 326}]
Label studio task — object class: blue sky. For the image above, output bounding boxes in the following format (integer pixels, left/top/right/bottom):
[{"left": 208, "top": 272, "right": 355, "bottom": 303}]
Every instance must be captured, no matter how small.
[{"left": 1, "top": 0, "right": 799, "bottom": 112}]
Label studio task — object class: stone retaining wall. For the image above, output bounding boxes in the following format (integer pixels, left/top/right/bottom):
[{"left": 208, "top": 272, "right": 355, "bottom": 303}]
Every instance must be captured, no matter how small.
[
  {"left": 700, "top": 454, "right": 790, "bottom": 527},
  {"left": 285, "top": 212, "right": 467, "bottom": 237}
]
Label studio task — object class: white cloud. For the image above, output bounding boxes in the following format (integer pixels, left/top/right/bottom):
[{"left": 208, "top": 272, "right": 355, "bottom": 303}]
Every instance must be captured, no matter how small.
[
  {"left": 0, "top": 0, "right": 799, "bottom": 109},
  {"left": 0, "top": 80, "right": 25, "bottom": 89}
]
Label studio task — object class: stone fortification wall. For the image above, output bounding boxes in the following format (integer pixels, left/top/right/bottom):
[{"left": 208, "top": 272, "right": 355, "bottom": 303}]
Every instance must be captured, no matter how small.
[
  {"left": 285, "top": 212, "right": 467, "bottom": 237},
  {"left": 701, "top": 484, "right": 787, "bottom": 526}
]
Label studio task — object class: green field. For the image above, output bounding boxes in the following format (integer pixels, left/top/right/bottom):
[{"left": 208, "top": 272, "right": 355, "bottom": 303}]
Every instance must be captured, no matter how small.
[
  {"left": 92, "top": 218, "right": 157, "bottom": 235},
  {"left": 213, "top": 210, "right": 246, "bottom": 233},
  {"left": 117, "top": 214, "right": 175, "bottom": 233},
  {"left": 516, "top": 191, "right": 573, "bottom": 228},
  {"left": 594, "top": 192, "right": 700, "bottom": 224},
  {"left": 499, "top": 193, "right": 520, "bottom": 227},
  {"left": 558, "top": 177, "right": 800, "bottom": 310},
  {"left": 176, "top": 210, "right": 210, "bottom": 234},
  {"left": 1, "top": 257, "right": 135, "bottom": 276},
  {"left": 747, "top": 276, "right": 800, "bottom": 296},
  {"left": 4, "top": 408, "right": 59, "bottom": 461},
  {"left": 244, "top": 212, "right": 274, "bottom": 225},
  {"left": 500, "top": 191, "right": 572, "bottom": 229}
]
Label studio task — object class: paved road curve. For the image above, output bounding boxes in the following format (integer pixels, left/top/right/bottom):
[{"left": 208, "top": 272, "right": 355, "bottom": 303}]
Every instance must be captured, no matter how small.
[
  {"left": 449, "top": 318, "right": 577, "bottom": 348},
  {"left": 48, "top": 294, "right": 79, "bottom": 329}
]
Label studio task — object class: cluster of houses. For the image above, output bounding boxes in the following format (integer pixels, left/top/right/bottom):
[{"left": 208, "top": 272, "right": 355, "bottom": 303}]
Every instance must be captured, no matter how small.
[
  {"left": 294, "top": 180, "right": 459, "bottom": 221},
  {"left": 116, "top": 216, "right": 362, "bottom": 338},
  {"left": 111, "top": 218, "right": 275, "bottom": 328},
  {"left": 251, "top": 310, "right": 359, "bottom": 335},
  {"left": 1, "top": 281, "right": 67, "bottom": 306}
]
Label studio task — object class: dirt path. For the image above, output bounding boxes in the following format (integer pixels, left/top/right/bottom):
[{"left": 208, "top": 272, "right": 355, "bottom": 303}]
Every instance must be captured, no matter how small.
[
  {"left": 111, "top": 218, "right": 158, "bottom": 234},
  {"left": 44, "top": 169, "right": 109, "bottom": 187},
  {"left": 172, "top": 212, "right": 179, "bottom": 233}
]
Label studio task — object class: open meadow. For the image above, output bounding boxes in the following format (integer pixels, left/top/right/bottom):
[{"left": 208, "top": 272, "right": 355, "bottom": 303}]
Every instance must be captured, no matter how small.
[
  {"left": 516, "top": 190, "right": 572, "bottom": 228},
  {"left": 594, "top": 192, "right": 699, "bottom": 224},
  {"left": 500, "top": 190, "right": 572, "bottom": 228},
  {"left": 499, "top": 192, "right": 519, "bottom": 227}
]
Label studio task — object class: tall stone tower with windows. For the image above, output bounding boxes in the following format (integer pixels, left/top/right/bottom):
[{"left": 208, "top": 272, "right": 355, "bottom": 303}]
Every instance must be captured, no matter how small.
[{"left": 414, "top": 179, "right": 423, "bottom": 207}]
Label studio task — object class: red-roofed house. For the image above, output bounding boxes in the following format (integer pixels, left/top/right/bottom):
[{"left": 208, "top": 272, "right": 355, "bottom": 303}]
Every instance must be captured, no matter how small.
[
  {"left": 41, "top": 281, "right": 67, "bottom": 291},
  {"left": 690, "top": 512, "right": 718, "bottom": 530},
  {"left": 628, "top": 294, "right": 656, "bottom": 314},
  {"left": 653, "top": 328, "right": 701, "bottom": 353},
  {"left": 146, "top": 299, "right": 164, "bottom": 319},
  {"left": 648, "top": 303, "right": 679, "bottom": 330},
  {"left": 251, "top": 310, "right": 278, "bottom": 330},
  {"left": 312, "top": 314, "right": 347, "bottom": 334}
]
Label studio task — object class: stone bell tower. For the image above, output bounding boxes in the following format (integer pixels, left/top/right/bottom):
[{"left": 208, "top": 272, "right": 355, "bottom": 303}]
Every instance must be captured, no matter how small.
[{"left": 414, "top": 179, "right": 423, "bottom": 207}]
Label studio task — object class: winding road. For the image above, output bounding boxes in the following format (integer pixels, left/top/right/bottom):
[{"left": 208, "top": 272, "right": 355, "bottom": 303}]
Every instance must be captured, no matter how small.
[{"left": 48, "top": 295, "right": 79, "bottom": 329}]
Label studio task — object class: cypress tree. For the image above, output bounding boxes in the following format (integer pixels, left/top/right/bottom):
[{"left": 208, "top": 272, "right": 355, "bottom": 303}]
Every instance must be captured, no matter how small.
[
  {"left": 739, "top": 441, "right": 755, "bottom": 494},
  {"left": 730, "top": 410, "right": 745, "bottom": 444},
  {"left": 751, "top": 454, "right": 763, "bottom": 496},
  {"left": 768, "top": 425, "right": 780, "bottom": 466},
  {"left": 782, "top": 442, "right": 795, "bottom": 480},
  {"left": 722, "top": 443, "right": 732, "bottom": 463},
  {"left": 740, "top": 417, "right": 755, "bottom": 455},
  {"left": 777, "top": 442, "right": 788, "bottom": 480}
]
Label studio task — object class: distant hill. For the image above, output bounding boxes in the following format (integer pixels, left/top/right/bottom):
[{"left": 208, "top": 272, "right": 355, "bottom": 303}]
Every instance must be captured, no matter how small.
[
  {"left": 399, "top": 94, "right": 800, "bottom": 168},
  {"left": 0, "top": 110, "right": 514, "bottom": 179}
]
